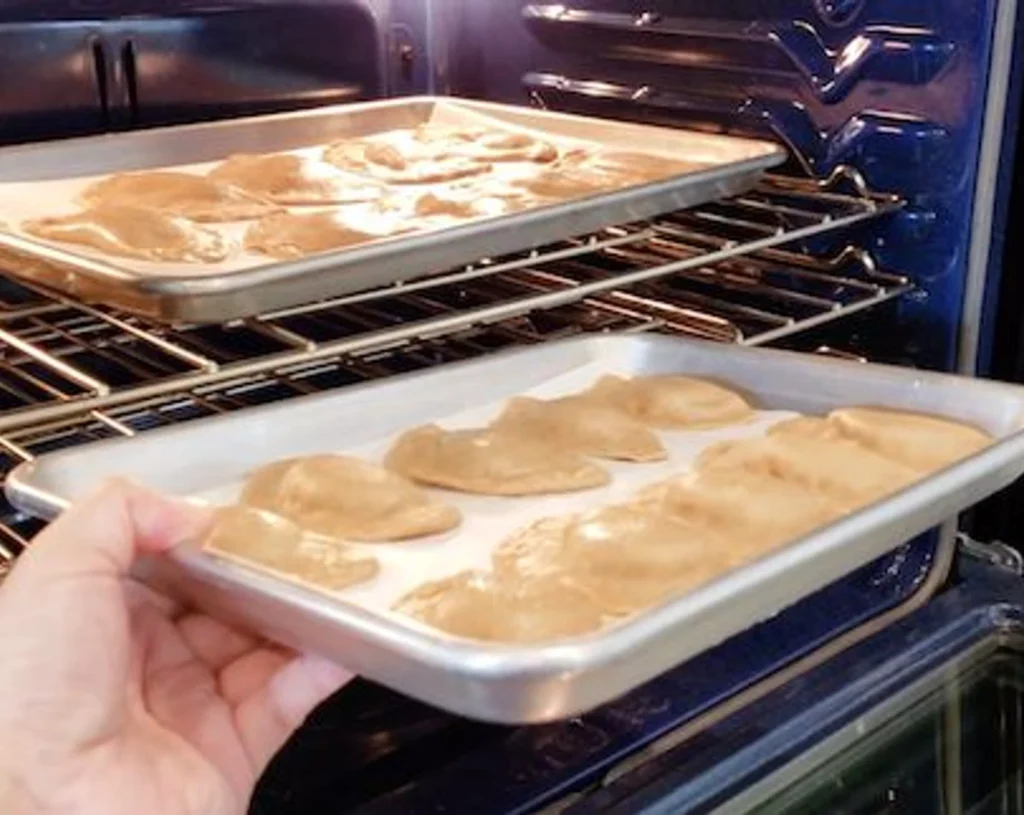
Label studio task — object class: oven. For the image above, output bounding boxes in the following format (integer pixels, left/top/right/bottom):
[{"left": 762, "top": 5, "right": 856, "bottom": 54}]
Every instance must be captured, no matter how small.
[{"left": 0, "top": 1, "right": 1022, "bottom": 813}]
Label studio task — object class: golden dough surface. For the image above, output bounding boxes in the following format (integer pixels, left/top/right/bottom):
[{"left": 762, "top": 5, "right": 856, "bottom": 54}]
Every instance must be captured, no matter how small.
[
  {"left": 23, "top": 204, "right": 231, "bottom": 263},
  {"left": 492, "top": 395, "right": 666, "bottom": 462},
  {"left": 827, "top": 406, "right": 992, "bottom": 471},
  {"left": 383, "top": 424, "right": 610, "bottom": 496},
  {"left": 243, "top": 211, "right": 402, "bottom": 259},
  {"left": 203, "top": 505, "right": 379, "bottom": 591},
  {"left": 586, "top": 374, "right": 754, "bottom": 429},
  {"left": 696, "top": 432, "right": 920, "bottom": 510},
  {"left": 494, "top": 505, "right": 731, "bottom": 616},
  {"left": 322, "top": 138, "right": 492, "bottom": 184},
  {"left": 393, "top": 569, "right": 604, "bottom": 643},
  {"left": 241, "top": 454, "right": 461, "bottom": 542},
  {"left": 635, "top": 468, "right": 847, "bottom": 562},
  {"left": 79, "top": 170, "right": 277, "bottom": 222},
  {"left": 208, "top": 153, "right": 385, "bottom": 205}
]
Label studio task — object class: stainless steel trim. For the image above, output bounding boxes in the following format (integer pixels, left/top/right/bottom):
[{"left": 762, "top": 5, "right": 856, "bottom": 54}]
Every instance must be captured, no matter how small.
[
  {"left": 957, "top": 0, "right": 1018, "bottom": 375},
  {"left": 712, "top": 613, "right": 996, "bottom": 815}
]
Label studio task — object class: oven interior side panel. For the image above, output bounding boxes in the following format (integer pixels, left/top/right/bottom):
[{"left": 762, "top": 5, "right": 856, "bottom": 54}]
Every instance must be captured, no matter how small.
[{"left": 433, "top": 0, "right": 996, "bottom": 374}]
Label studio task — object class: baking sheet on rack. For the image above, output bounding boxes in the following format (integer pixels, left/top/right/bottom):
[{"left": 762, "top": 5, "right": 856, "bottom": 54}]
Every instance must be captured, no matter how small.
[
  {"left": 193, "top": 360, "right": 798, "bottom": 630},
  {"left": 10, "top": 334, "right": 1024, "bottom": 722},
  {"left": 0, "top": 103, "right": 606, "bottom": 278}
]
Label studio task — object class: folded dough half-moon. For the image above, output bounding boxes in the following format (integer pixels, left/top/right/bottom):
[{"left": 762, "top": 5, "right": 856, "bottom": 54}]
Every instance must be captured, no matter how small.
[
  {"left": 241, "top": 454, "right": 461, "bottom": 542},
  {"left": 494, "top": 505, "right": 730, "bottom": 616},
  {"left": 383, "top": 424, "right": 610, "bottom": 496},
  {"left": 80, "top": 170, "right": 277, "bottom": 222},
  {"left": 243, "top": 211, "right": 406, "bottom": 260},
  {"left": 826, "top": 406, "right": 992, "bottom": 472},
  {"left": 585, "top": 374, "right": 754, "bottom": 429},
  {"left": 393, "top": 569, "right": 604, "bottom": 643},
  {"left": 203, "top": 505, "right": 379, "bottom": 591},
  {"left": 695, "top": 432, "right": 920, "bottom": 511},
  {"left": 23, "top": 205, "right": 231, "bottom": 263},
  {"left": 492, "top": 395, "right": 666, "bottom": 462},
  {"left": 209, "top": 153, "right": 385, "bottom": 206}
]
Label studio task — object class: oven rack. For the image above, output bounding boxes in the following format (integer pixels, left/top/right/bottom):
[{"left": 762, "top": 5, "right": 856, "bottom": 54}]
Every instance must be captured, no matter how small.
[{"left": 0, "top": 168, "right": 907, "bottom": 570}]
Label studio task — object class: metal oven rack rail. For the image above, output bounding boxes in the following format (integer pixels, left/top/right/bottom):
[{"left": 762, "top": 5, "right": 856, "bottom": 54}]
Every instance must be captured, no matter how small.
[{"left": 0, "top": 167, "right": 907, "bottom": 579}]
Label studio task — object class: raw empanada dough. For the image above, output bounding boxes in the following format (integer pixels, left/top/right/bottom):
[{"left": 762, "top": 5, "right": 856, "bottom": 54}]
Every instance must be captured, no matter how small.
[
  {"left": 493, "top": 505, "right": 731, "bottom": 616},
  {"left": 411, "top": 189, "right": 518, "bottom": 219},
  {"left": 243, "top": 211, "right": 405, "bottom": 259},
  {"left": 383, "top": 424, "right": 610, "bottom": 496},
  {"left": 393, "top": 569, "right": 604, "bottom": 643},
  {"left": 586, "top": 374, "right": 754, "bottom": 429},
  {"left": 512, "top": 149, "right": 684, "bottom": 200},
  {"left": 79, "top": 170, "right": 277, "bottom": 222},
  {"left": 461, "top": 130, "right": 559, "bottom": 164},
  {"left": 635, "top": 467, "right": 847, "bottom": 561},
  {"left": 23, "top": 205, "right": 231, "bottom": 263},
  {"left": 492, "top": 395, "right": 666, "bottom": 462},
  {"left": 202, "top": 505, "right": 379, "bottom": 591},
  {"left": 696, "top": 432, "right": 920, "bottom": 510},
  {"left": 241, "top": 454, "right": 461, "bottom": 542},
  {"left": 323, "top": 139, "right": 492, "bottom": 185},
  {"left": 827, "top": 407, "right": 992, "bottom": 472},
  {"left": 209, "top": 153, "right": 385, "bottom": 205}
]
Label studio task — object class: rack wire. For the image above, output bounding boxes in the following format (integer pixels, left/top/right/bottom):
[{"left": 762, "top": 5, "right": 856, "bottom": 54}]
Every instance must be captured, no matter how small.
[{"left": 0, "top": 168, "right": 908, "bottom": 566}]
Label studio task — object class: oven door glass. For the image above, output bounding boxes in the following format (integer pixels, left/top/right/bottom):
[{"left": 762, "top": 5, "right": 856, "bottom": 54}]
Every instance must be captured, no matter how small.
[{"left": 725, "top": 640, "right": 1024, "bottom": 815}]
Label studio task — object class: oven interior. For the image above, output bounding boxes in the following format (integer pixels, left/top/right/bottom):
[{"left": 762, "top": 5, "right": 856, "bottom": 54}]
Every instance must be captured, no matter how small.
[{"left": 0, "top": 1, "right": 1021, "bottom": 813}]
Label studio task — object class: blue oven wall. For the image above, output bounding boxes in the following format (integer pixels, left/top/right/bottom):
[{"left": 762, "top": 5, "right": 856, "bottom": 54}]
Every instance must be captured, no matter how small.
[{"left": 433, "top": 0, "right": 1005, "bottom": 374}]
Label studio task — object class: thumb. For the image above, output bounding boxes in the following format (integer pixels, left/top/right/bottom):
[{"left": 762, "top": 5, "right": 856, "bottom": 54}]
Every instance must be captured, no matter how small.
[{"left": 14, "top": 478, "right": 212, "bottom": 583}]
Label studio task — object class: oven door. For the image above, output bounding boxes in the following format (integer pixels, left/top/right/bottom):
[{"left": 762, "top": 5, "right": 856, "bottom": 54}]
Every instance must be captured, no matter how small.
[{"left": 553, "top": 558, "right": 1024, "bottom": 815}]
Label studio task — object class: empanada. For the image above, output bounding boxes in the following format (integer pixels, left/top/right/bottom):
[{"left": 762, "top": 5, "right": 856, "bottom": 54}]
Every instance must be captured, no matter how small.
[
  {"left": 393, "top": 569, "right": 603, "bottom": 643},
  {"left": 323, "top": 139, "right": 491, "bottom": 184},
  {"left": 635, "top": 467, "right": 846, "bottom": 561},
  {"left": 492, "top": 395, "right": 666, "bottom": 462},
  {"left": 23, "top": 205, "right": 231, "bottom": 263},
  {"left": 494, "top": 505, "right": 730, "bottom": 616},
  {"left": 243, "top": 211, "right": 406, "bottom": 259},
  {"left": 585, "top": 374, "right": 754, "bottom": 429},
  {"left": 695, "top": 433, "right": 920, "bottom": 510},
  {"left": 80, "top": 170, "right": 277, "bottom": 222},
  {"left": 209, "top": 153, "right": 385, "bottom": 206},
  {"left": 241, "top": 454, "right": 461, "bottom": 542},
  {"left": 383, "top": 424, "right": 610, "bottom": 496},
  {"left": 203, "top": 505, "right": 379, "bottom": 591},
  {"left": 827, "top": 407, "right": 992, "bottom": 472}
]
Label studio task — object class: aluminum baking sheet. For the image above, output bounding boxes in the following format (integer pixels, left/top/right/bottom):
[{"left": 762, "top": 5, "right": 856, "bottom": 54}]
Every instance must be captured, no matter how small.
[
  {"left": 0, "top": 97, "right": 784, "bottom": 323},
  {"left": 11, "top": 334, "right": 1024, "bottom": 724}
]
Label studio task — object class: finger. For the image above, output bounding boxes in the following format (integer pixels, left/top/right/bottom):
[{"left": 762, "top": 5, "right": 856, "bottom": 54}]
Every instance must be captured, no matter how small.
[
  {"left": 15, "top": 478, "right": 212, "bottom": 583},
  {"left": 124, "top": 579, "right": 181, "bottom": 618},
  {"left": 219, "top": 649, "right": 292, "bottom": 707},
  {"left": 178, "top": 613, "right": 259, "bottom": 672},
  {"left": 233, "top": 653, "right": 352, "bottom": 773}
]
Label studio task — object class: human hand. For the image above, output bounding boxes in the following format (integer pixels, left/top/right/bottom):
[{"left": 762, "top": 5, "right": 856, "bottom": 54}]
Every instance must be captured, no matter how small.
[{"left": 0, "top": 479, "right": 351, "bottom": 815}]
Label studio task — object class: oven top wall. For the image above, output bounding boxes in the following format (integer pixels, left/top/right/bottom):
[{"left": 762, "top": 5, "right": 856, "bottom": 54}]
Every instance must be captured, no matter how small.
[
  {"left": 0, "top": 0, "right": 389, "bottom": 143},
  {"left": 427, "top": 0, "right": 1015, "bottom": 373}
]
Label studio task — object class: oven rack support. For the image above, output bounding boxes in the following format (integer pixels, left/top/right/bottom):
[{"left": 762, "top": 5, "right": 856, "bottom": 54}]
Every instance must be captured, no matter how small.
[{"left": 0, "top": 167, "right": 906, "bottom": 565}]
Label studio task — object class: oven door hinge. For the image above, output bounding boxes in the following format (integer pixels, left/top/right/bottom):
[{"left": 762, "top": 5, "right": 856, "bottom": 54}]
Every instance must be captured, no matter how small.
[{"left": 957, "top": 532, "right": 1024, "bottom": 576}]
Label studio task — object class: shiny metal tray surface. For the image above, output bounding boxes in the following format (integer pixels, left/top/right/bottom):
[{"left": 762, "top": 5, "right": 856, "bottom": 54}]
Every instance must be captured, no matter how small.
[
  {"left": 0, "top": 97, "right": 784, "bottom": 324},
  {"left": 11, "top": 334, "right": 1024, "bottom": 724}
]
